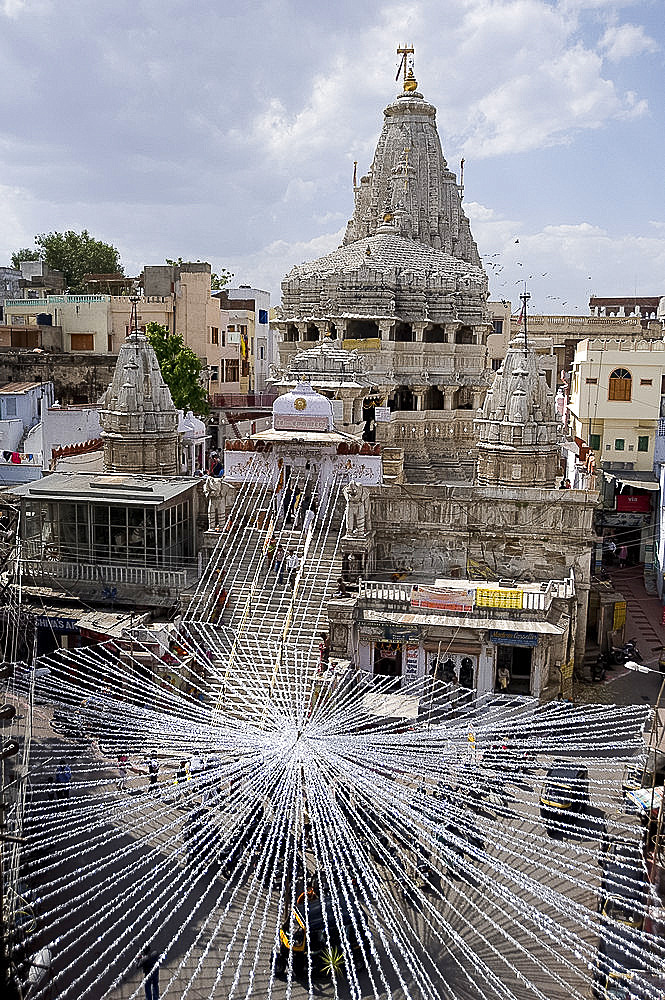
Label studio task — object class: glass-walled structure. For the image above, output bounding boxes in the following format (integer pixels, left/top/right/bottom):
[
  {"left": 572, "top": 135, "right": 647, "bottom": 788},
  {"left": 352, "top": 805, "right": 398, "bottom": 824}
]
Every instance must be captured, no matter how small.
[{"left": 16, "top": 475, "right": 198, "bottom": 570}]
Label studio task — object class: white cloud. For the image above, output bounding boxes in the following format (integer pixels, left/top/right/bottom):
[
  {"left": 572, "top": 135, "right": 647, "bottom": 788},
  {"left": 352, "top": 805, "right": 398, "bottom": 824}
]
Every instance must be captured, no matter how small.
[
  {"left": 225, "top": 228, "right": 346, "bottom": 301},
  {"left": 600, "top": 23, "right": 659, "bottom": 61},
  {"left": 474, "top": 213, "right": 665, "bottom": 313}
]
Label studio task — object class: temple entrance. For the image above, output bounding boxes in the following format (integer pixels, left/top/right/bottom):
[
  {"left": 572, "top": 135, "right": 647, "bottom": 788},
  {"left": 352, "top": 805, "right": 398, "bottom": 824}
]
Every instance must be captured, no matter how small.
[
  {"left": 495, "top": 645, "right": 532, "bottom": 695},
  {"left": 374, "top": 641, "right": 402, "bottom": 686}
]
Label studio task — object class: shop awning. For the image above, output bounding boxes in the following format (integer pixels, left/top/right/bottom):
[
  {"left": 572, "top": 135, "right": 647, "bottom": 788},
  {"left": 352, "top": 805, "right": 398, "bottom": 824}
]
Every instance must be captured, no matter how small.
[
  {"left": 606, "top": 472, "right": 660, "bottom": 491},
  {"left": 361, "top": 610, "right": 565, "bottom": 635}
]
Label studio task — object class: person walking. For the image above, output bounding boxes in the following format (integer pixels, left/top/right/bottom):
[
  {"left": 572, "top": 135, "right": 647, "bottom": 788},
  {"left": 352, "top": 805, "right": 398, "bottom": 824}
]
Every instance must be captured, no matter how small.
[
  {"left": 117, "top": 753, "right": 129, "bottom": 792},
  {"left": 174, "top": 759, "right": 190, "bottom": 807},
  {"left": 147, "top": 759, "right": 159, "bottom": 793},
  {"left": 139, "top": 944, "right": 160, "bottom": 1000},
  {"left": 273, "top": 544, "right": 285, "bottom": 583},
  {"left": 286, "top": 550, "right": 300, "bottom": 591},
  {"left": 265, "top": 536, "right": 276, "bottom": 578},
  {"left": 303, "top": 502, "right": 316, "bottom": 536},
  {"left": 54, "top": 761, "right": 72, "bottom": 802}
]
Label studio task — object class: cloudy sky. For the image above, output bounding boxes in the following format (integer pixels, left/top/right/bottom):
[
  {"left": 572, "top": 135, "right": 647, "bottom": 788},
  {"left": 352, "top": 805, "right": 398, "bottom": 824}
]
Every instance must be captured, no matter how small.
[{"left": 1, "top": 0, "right": 663, "bottom": 314}]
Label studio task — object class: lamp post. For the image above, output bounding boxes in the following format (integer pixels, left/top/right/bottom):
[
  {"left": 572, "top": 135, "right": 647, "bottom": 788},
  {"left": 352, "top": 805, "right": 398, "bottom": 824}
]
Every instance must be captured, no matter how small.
[{"left": 625, "top": 660, "right": 665, "bottom": 882}]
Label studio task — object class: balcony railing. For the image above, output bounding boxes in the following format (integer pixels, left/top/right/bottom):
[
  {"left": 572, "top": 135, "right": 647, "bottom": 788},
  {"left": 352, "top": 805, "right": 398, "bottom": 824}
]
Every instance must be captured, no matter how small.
[
  {"left": 211, "top": 392, "right": 278, "bottom": 409},
  {"left": 358, "top": 574, "right": 576, "bottom": 612},
  {"left": 21, "top": 559, "right": 195, "bottom": 589}
]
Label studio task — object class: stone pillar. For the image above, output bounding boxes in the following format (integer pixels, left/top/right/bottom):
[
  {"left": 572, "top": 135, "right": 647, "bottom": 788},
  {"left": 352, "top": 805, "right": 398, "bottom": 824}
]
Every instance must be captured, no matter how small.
[
  {"left": 378, "top": 320, "right": 392, "bottom": 341},
  {"left": 413, "top": 389, "right": 426, "bottom": 411},
  {"left": 472, "top": 389, "right": 485, "bottom": 410},
  {"left": 413, "top": 322, "right": 426, "bottom": 343},
  {"left": 443, "top": 387, "right": 457, "bottom": 411}
]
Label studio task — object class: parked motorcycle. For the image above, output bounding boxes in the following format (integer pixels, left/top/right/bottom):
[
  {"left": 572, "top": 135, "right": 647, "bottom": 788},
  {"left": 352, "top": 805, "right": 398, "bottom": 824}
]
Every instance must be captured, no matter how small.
[{"left": 610, "top": 638, "right": 643, "bottom": 665}]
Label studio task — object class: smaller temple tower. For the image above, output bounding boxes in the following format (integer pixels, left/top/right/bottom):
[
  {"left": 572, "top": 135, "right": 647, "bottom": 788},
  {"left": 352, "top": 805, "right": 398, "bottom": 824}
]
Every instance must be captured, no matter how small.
[
  {"left": 475, "top": 339, "right": 561, "bottom": 488},
  {"left": 99, "top": 309, "right": 180, "bottom": 475}
]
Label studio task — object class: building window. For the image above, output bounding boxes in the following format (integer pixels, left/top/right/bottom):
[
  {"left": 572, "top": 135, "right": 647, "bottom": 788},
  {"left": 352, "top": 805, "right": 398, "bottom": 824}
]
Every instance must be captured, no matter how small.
[
  {"left": 225, "top": 359, "right": 239, "bottom": 382},
  {"left": 640, "top": 378, "right": 653, "bottom": 386},
  {"left": 70, "top": 333, "right": 94, "bottom": 351},
  {"left": 211, "top": 327, "right": 219, "bottom": 345},
  {"left": 258, "top": 309, "right": 268, "bottom": 324},
  {"left": 608, "top": 368, "right": 632, "bottom": 401},
  {"left": 210, "top": 367, "right": 219, "bottom": 382},
  {"left": 589, "top": 433, "right": 600, "bottom": 450},
  {"left": 614, "top": 438, "right": 625, "bottom": 451},
  {"left": 5, "top": 398, "right": 16, "bottom": 417},
  {"left": 107, "top": 334, "right": 113, "bottom": 353},
  {"left": 585, "top": 377, "right": 598, "bottom": 385},
  {"left": 228, "top": 325, "right": 236, "bottom": 332},
  {"left": 638, "top": 435, "right": 649, "bottom": 452},
  {"left": 491, "top": 358, "right": 502, "bottom": 371},
  {"left": 241, "top": 360, "right": 250, "bottom": 377},
  {"left": 259, "top": 346, "right": 265, "bottom": 360},
  {"left": 492, "top": 319, "right": 503, "bottom": 335},
  {"left": 221, "top": 329, "right": 226, "bottom": 347}
]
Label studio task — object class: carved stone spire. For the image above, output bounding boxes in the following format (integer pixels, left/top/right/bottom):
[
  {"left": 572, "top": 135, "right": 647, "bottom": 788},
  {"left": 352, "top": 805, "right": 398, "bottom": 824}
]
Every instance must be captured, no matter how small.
[
  {"left": 99, "top": 327, "right": 180, "bottom": 475},
  {"left": 475, "top": 339, "right": 561, "bottom": 488},
  {"left": 343, "top": 80, "right": 480, "bottom": 264}
]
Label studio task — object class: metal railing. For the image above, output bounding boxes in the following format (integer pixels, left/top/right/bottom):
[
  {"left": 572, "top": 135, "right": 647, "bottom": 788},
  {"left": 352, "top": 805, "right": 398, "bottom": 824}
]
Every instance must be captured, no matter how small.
[
  {"left": 210, "top": 392, "right": 278, "bottom": 409},
  {"left": 21, "top": 559, "right": 194, "bottom": 588},
  {"left": 358, "top": 573, "right": 576, "bottom": 611}
]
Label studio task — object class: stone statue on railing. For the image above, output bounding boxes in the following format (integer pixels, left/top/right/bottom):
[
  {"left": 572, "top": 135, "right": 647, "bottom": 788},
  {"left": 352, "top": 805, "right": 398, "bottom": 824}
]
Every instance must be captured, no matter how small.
[
  {"left": 343, "top": 482, "right": 371, "bottom": 536},
  {"left": 203, "top": 476, "right": 226, "bottom": 530}
]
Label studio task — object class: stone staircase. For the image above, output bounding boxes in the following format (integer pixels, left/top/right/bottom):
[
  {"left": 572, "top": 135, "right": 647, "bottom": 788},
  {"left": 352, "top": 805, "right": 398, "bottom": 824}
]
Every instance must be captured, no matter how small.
[{"left": 183, "top": 481, "right": 346, "bottom": 712}]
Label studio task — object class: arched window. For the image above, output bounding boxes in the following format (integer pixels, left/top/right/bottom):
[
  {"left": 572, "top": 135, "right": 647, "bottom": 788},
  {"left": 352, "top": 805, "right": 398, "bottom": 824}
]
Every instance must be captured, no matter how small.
[{"left": 608, "top": 368, "right": 632, "bottom": 402}]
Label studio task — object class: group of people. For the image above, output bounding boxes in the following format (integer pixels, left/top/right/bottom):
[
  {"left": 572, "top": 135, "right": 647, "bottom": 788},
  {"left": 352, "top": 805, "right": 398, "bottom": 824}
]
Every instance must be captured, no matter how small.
[
  {"left": 605, "top": 537, "right": 629, "bottom": 568},
  {"left": 265, "top": 539, "right": 301, "bottom": 589}
]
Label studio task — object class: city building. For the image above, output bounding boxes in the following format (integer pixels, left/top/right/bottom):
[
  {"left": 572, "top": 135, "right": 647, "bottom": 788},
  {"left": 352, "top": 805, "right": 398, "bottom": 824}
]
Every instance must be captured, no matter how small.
[
  {"left": 0, "top": 381, "right": 54, "bottom": 483},
  {"left": 0, "top": 262, "right": 228, "bottom": 403},
  {"left": 566, "top": 336, "right": 663, "bottom": 591}
]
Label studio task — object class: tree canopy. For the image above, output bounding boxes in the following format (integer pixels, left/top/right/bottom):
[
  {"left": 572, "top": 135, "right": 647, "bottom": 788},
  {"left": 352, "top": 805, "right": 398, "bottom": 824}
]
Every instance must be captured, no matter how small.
[
  {"left": 11, "top": 230, "right": 122, "bottom": 291},
  {"left": 146, "top": 322, "right": 210, "bottom": 416},
  {"left": 165, "top": 258, "right": 233, "bottom": 290}
]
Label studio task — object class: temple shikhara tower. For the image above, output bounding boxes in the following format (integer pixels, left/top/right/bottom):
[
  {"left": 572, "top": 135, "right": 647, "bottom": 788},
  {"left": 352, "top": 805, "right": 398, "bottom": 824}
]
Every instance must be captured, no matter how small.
[
  {"left": 278, "top": 52, "right": 490, "bottom": 481},
  {"left": 99, "top": 321, "right": 180, "bottom": 475}
]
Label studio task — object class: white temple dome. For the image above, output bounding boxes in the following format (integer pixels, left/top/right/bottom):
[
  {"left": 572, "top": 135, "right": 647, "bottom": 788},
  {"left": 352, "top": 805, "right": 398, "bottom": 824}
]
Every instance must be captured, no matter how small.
[{"left": 273, "top": 382, "right": 333, "bottom": 433}]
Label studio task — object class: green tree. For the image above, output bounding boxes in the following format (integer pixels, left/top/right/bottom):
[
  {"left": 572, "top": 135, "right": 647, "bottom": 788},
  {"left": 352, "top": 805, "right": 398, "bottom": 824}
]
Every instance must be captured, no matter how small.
[
  {"left": 11, "top": 230, "right": 122, "bottom": 291},
  {"left": 166, "top": 258, "right": 233, "bottom": 290},
  {"left": 211, "top": 268, "right": 233, "bottom": 290},
  {"left": 146, "top": 322, "right": 210, "bottom": 416},
  {"left": 10, "top": 248, "right": 40, "bottom": 268}
]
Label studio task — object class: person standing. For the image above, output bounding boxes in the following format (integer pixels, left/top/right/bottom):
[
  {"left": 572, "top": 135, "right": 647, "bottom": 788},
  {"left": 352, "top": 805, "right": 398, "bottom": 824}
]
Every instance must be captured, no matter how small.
[
  {"left": 117, "top": 753, "right": 129, "bottom": 792},
  {"left": 139, "top": 944, "right": 160, "bottom": 1000},
  {"left": 303, "top": 503, "right": 316, "bottom": 535},
  {"left": 148, "top": 759, "right": 159, "bottom": 793},
  {"left": 618, "top": 544, "right": 628, "bottom": 568},
  {"left": 54, "top": 761, "right": 72, "bottom": 802},
  {"left": 286, "top": 550, "right": 300, "bottom": 591},
  {"left": 265, "top": 536, "right": 276, "bottom": 578},
  {"left": 273, "top": 544, "right": 285, "bottom": 583}
]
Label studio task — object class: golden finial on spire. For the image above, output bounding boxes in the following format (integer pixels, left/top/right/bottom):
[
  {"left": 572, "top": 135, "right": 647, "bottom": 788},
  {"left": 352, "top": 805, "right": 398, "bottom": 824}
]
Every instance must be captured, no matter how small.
[{"left": 396, "top": 44, "right": 417, "bottom": 92}]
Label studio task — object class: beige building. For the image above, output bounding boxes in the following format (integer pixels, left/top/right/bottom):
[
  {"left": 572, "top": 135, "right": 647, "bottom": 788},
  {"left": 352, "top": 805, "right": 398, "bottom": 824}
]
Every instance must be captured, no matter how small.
[{"left": 567, "top": 337, "right": 665, "bottom": 474}]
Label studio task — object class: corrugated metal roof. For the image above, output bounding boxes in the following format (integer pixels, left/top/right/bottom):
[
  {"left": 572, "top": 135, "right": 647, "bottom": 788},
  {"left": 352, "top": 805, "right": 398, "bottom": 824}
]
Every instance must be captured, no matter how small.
[{"left": 0, "top": 381, "right": 43, "bottom": 394}]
